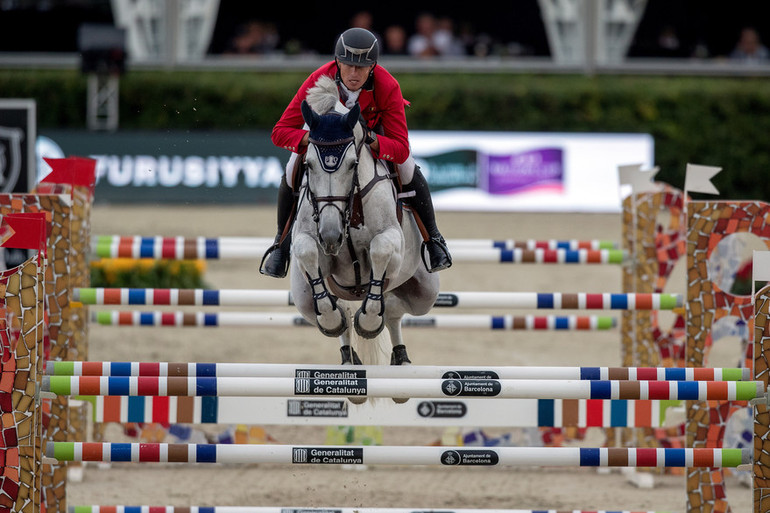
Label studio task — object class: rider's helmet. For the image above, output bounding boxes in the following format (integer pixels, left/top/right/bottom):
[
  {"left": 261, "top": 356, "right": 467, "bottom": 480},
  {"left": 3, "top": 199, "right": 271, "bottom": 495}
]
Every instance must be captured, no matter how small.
[{"left": 334, "top": 27, "right": 379, "bottom": 66}]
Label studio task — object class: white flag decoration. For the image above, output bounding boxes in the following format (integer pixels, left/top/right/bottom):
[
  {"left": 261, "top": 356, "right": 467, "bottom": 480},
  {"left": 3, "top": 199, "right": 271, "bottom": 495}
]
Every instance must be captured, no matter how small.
[
  {"left": 618, "top": 164, "right": 659, "bottom": 194},
  {"left": 753, "top": 251, "right": 770, "bottom": 283},
  {"left": 684, "top": 164, "right": 721, "bottom": 195}
]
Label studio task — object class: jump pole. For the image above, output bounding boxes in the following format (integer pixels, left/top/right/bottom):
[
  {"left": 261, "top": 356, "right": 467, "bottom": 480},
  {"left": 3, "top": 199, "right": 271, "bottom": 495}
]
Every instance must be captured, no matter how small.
[
  {"left": 71, "top": 508, "right": 659, "bottom": 513},
  {"left": 91, "top": 235, "right": 619, "bottom": 259},
  {"left": 46, "top": 442, "right": 750, "bottom": 468},
  {"left": 73, "top": 288, "right": 683, "bottom": 310},
  {"left": 80, "top": 395, "right": 681, "bottom": 428},
  {"left": 47, "top": 361, "right": 751, "bottom": 381},
  {"left": 93, "top": 245, "right": 627, "bottom": 264},
  {"left": 41, "top": 376, "right": 763, "bottom": 401},
  {"left": 89, "top": 311, "right": 618, "bottom": 330}
]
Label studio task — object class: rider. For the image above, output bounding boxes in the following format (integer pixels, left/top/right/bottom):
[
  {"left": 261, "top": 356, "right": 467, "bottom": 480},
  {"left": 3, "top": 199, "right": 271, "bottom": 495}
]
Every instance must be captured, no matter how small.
[{"left": 260, "top": 27, "right": 452, "bottom": 278}]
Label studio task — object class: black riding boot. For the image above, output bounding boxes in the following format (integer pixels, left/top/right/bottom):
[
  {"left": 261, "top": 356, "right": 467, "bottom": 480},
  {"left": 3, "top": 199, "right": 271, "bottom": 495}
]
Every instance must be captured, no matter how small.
[
  {"left": 259, "top": 175, "right": 294, "bottom": 278},
  {"left": 403, "top": 166, "right": 452, "bottom": 272}
]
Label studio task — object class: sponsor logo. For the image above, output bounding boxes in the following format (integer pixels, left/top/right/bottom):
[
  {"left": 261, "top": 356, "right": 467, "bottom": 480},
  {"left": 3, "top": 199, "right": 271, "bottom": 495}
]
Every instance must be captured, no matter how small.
[
  {"left": 281, "top": 510, "right": 343, "bottom": 513},
  {"left": 91, "top": 154, "right": 284, "bottom": 189},
  {"left": 442, "top": 370, "right": 500, "bottom": 379},
  {"left": 480, "top": 147, "right": 564, "bottom": 195},
  {"left": 324, "top": 155, "right": 339, "bottom": 168},
  {"left": 433, "top": 293, "right": 458, "bottom": 307},
  {"left": 401, "top": 317, "right": 437, "bottom": 327},
  {"left": 292, "top": 447, "right": 364, "bottom": 464},
  {"left": 0, "top": 127, "right": 23, "bottom": 193},
  {"left": 417, "top": 401, "right": 467, "bottom": 418},
  {"left": 441, "top": 379, "right": 501, "bottom": 397},
  {"left": 287, "top": 400, "right": 349, "bottom": 418},
  {"left": 295, "top": 378, "right": 311, "bottom": 394},
  {"left": 295, "top": 368, "right": 367, "bottom": 379},
  {"left": 294, "top": 377, "right": 367, "bottom": 396},
  {"left": 440, "top": 449, "right": 499, "bottom": 466}
]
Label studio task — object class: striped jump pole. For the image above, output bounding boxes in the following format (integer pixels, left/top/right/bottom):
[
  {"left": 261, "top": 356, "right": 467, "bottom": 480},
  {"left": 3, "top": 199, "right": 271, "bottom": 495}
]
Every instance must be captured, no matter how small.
[
  {"left": 83, "top": 395, "right": 679, "bottom": 428},
  {"left": 41, "top": 376, "right": 763, "bottom": 401},
  {"left": 92, "top": 235, "right": 619, "bottom": 259},
  {"left": 47, "top": 361, "right": 751, "bottom": 382},
  {"left": 47, "top": 442, "right": 751, "bottom": 467},
  {"left": 93, "top": 245, "right": 626, "bottom": 264},
  {"left": 69, "top": 507, "right": 672, "bottom": 513},
  {"left": 90, "top": 311, "right": 618, "bottom": 331},
  {"left": 74, "top": 288, "right": 684, "bottom": 310}
]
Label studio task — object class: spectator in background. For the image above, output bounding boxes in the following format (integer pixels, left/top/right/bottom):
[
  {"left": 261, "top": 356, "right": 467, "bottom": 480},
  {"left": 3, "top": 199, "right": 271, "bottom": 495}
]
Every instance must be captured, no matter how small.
[
  {"left": 654, "top": 25, "right": 684, "bottom": 58},
  {"left": 224, "top": 20, "right": 279, "bottom": 55},
  {"left": 407, "top": 13, "right": 466, "bottom": 58},
  {"left": 730, "top": 27, "right": 769, "bottom": 63},
  {"left": 350, "top": 10, "right": 381, "bottom": 47},
  {"left": 350, "top": 10, "right": 374, "bottom": 30},
  {"left": 383, "top": 25, "right": 408, "bottom": 56},
  {"left": 434, "top": 16, "right": 466, "bottom": 56},
  {"left": 408, "top": 12, "right": 441, "bottom": 57}
]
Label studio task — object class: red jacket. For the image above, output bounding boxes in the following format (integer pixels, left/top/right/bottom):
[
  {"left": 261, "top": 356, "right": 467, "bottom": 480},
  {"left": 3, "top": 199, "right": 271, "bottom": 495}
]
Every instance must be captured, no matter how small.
[{"left": 271, "top": 61, "right": 411, "bottom": 165}]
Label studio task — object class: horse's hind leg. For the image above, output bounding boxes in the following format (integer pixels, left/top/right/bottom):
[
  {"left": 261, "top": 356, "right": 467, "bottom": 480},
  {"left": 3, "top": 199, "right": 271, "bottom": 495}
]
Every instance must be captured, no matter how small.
[
  {"left": 384, "top": 272, "right": 440, "bottom": 368},
  {"left": 383, "top": 316, "right": 411, "bottom": 366},
  {"left": 337, "top": 304, "right": 361, "bottom": 365},
  {"left": 338, "top": 325, "right": 367, "bottom": 405}
]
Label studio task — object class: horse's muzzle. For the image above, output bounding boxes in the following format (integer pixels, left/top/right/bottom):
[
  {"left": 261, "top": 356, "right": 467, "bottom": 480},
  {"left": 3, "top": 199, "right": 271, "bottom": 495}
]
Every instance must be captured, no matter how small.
[{"left": 318, "top": 228, "right": 344, "bottom": 256}]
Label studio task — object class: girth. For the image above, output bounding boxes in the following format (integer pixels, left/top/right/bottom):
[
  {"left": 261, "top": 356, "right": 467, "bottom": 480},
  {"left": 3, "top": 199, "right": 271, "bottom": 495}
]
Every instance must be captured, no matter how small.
[{"left": 326, "top": 274, "right": 390, "bottom": 302}]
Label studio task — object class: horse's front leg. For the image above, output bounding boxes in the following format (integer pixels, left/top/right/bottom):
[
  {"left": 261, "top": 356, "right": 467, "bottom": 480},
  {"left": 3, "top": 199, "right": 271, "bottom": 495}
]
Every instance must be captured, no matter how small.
[
  {"left": 354, "top": 228, "right": 402, "bottom": 339},
  {"left": 292, "top": 232, "right": 347, "bottom": 337}
]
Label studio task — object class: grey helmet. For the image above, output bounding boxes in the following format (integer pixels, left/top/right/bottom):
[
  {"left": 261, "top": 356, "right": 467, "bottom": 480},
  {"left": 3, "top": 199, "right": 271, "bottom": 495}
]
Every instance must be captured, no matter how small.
[{"left": 335, "top": 27, "right": 379, "bottom": 66}]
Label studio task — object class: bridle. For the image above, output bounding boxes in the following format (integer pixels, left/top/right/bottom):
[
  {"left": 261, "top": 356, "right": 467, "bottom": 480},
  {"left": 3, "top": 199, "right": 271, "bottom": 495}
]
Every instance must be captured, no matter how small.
[
  {"left": 304, "top": 133, "right": 362, "bottom": 236},
  {"left": 303, "top": 126, "right": 394, "bottom": 296}
]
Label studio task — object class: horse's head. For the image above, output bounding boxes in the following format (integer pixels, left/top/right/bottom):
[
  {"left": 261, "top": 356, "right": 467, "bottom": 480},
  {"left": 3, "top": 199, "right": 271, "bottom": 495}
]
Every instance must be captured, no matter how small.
[{"left": 301, "top": 98, "right": 363, "bottom": 256}]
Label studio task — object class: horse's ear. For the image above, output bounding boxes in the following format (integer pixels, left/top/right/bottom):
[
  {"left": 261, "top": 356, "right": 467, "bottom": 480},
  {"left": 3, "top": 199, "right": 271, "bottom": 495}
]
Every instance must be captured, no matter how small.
[
  {"left": 301, "top": 100, "right": 320, "bottom": 129},
  {"left": 345, "top": 103, "right": 361, "bottom": 131}
]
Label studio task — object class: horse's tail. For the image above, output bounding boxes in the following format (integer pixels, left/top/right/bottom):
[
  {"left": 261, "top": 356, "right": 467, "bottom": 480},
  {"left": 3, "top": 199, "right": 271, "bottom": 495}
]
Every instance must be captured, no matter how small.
[{"left": 351, "top": 328, "right": 392, "bottom": 366}]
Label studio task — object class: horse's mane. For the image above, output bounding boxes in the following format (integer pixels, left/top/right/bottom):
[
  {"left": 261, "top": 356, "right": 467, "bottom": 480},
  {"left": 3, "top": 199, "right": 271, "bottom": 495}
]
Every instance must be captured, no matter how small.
[{"left": 306, "top": 75, "right": 346, "bottom": 115}]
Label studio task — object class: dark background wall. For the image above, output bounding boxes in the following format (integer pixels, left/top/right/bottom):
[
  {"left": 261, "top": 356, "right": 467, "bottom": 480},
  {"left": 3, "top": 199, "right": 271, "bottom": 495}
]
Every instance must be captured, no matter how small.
[{"left": 2, "top": 0, "right": 770, "bottom": 60}]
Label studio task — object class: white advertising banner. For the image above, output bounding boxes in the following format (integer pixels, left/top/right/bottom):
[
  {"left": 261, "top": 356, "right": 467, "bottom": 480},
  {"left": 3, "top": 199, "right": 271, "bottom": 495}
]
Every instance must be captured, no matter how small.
[{"left": 411, "top": 131, "right": 654, "bottom": 213}]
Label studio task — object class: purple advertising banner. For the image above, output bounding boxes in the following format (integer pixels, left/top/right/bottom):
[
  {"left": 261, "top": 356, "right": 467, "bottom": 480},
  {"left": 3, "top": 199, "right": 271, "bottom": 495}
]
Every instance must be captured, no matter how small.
[{"left": 480, "top": 147, "right": 564, "bottom": 195}]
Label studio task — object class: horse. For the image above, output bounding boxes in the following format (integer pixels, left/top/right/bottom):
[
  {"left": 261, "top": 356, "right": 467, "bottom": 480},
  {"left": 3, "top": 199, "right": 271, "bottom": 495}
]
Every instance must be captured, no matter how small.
[{"left": 289, "top": 75, "right": 439, "bottom": 395}]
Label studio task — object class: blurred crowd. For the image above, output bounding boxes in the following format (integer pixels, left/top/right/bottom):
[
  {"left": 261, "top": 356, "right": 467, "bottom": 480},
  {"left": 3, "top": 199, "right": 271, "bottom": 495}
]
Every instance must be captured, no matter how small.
[
  {"left": 220, "top": 10, "right": 769, "bottom": 65},
  {"left": 631, "top": 24, "right": 769, "bottom": 63},
  {"left": 221, "top": 11, "right": 528, "bottom": 59}
]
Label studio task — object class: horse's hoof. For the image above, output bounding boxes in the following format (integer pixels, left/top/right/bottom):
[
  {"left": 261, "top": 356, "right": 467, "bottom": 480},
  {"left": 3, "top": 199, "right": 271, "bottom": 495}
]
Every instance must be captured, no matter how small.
[
  {"left": 353, "top": 309, "right": 384, "bottom": 339},
  {"left": 348, "top": 396, "right": 367, "bottom": 405},
  {"left": 319, "top": 314, "right": 347, "bottom": 337},
  {"left": 390, "top": 344, "right": 412, "bottom": 365},
  {"left": 340, "top": 346, "right": 362, "bottom": 365},
  {"left": 392, "top": 397, "right": 409, "bottom": 404}
]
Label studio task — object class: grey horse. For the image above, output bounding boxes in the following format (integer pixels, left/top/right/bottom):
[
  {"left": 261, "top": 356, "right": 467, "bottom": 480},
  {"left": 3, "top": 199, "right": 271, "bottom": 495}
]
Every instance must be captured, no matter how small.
[{"left": 289, "top": 76, "right": 439, "bottom": 392}]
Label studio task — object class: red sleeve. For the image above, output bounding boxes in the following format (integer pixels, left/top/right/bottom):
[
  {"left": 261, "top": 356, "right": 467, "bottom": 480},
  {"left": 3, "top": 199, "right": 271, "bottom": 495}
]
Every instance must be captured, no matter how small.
[
  {"left": 368, "top": 71, "right": 411, "bottom": 165},
  {"left": 271, "top": 64, "right": 333, "bottom": 154},
  {"left": 372, "top": 89, "right": 410, "bottom": 164}
]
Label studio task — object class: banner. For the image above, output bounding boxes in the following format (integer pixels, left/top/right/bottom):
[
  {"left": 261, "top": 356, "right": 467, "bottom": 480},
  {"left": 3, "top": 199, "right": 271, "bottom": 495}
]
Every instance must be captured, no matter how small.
[
  {"left": 0, "top": 99, "right": 36, "bottom": 194},
  {"left": 38, "top": 129, "right": 653, "bottom": 212}
]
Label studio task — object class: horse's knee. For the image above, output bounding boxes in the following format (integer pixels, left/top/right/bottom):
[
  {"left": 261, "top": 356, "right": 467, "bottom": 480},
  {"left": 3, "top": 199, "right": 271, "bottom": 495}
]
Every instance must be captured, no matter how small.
[
  {"left": 292, "top": 236, "right": 317, "bottom": 262},
  {"left": 370, "top": 231, "right": 402, "bottom": 271}
]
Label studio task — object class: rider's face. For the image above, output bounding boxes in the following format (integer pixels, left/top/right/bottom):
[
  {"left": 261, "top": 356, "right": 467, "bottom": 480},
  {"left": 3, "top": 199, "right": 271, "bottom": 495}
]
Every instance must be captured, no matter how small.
[{"left": 337, "top": 61, "right": 374, "bottom": 91}]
